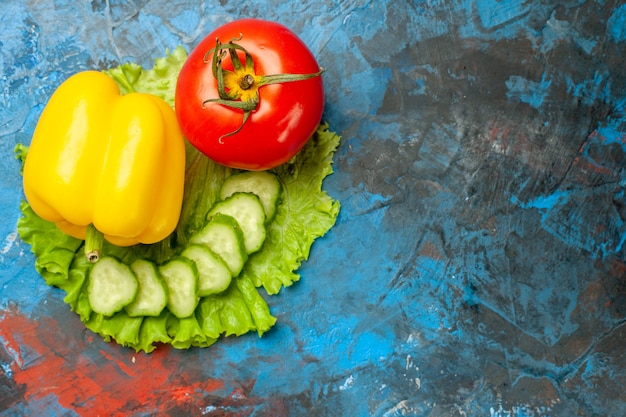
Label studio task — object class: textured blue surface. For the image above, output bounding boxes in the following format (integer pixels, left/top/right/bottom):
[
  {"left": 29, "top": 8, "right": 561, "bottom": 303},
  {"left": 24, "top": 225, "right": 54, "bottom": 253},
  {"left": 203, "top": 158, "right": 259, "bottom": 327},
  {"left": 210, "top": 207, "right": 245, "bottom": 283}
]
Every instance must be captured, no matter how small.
[{"left": 2, "top": 0, "right": 626, "bottom": 416}]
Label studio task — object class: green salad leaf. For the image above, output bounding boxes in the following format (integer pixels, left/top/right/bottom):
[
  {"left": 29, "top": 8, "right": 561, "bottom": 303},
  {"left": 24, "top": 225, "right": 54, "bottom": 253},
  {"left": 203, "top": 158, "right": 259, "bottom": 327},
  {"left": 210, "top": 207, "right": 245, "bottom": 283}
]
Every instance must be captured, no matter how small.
[{"left": 16, "top": 47, "right": 340, "bottom": 352}]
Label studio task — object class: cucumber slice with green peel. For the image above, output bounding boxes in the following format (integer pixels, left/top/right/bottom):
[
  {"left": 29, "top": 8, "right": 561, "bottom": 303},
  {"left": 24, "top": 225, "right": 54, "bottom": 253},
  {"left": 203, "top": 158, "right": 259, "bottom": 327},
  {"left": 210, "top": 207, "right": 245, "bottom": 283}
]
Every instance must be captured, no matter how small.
[
  {"left": 207, "top": 193, "right": 266, "bottom": 254},
  {"left": 125, "top": 259, "right": 168, "bottom": 317},
  {"left": 189, "top": 213, "right": 247, "bottom": 276},
  {"left": 220, "top": 171, "right": 282, "bottom": 222},
  {"left": 87, "top": 256, "right": 138, "bottom": 316},
  {"left": 181, "top": 244, "right": 232, "bottom": 296},
  {"left": 159, "top": 257, "right": 199, "bottom": 318}
]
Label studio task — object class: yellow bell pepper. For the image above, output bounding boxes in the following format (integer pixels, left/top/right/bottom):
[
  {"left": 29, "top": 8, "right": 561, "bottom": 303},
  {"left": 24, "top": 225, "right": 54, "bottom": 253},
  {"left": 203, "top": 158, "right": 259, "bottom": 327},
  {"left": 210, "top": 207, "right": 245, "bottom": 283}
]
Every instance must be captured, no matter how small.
[{"left": 23, "top": 70, "right": 186, "bottom": 260}]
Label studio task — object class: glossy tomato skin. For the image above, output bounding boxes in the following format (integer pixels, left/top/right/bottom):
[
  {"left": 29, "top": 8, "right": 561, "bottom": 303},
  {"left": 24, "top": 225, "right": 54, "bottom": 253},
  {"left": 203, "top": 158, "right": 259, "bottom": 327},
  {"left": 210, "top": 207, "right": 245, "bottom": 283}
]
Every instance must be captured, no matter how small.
[{"left": 175, "top": 19, "right": 324, "bottom": 171}]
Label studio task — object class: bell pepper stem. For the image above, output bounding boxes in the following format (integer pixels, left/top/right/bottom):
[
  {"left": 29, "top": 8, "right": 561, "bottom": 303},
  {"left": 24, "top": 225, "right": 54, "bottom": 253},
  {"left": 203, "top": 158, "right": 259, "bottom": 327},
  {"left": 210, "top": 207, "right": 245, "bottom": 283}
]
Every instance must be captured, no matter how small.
[{"left": 85, "top": 224, "right": 104, "bottom": 263}]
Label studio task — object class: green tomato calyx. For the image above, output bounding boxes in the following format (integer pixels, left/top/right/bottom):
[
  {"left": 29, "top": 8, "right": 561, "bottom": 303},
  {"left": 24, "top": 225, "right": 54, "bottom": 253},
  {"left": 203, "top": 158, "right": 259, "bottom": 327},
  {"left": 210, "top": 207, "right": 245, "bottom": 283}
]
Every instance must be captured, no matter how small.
[{"left": 202, "top": 35, "right": 324, "bottom": 142}]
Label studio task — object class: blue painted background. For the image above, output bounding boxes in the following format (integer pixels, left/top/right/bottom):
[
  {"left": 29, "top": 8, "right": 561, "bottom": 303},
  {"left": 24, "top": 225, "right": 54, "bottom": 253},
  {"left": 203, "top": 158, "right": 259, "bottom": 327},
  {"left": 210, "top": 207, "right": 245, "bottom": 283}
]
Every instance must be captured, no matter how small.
[{"left": 2, "top": 0, "right": 626, "bottom": 416}]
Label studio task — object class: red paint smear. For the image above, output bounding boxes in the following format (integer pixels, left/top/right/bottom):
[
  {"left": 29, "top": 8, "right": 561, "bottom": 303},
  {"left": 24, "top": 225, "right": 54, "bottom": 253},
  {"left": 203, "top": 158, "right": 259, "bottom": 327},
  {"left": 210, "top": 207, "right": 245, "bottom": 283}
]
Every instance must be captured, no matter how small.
[
  {"left": 0, "top": 309, "right": 224, "bottom": 416},
  {"left": 573, "top": 130, "right": 625, "bottom": 179}
]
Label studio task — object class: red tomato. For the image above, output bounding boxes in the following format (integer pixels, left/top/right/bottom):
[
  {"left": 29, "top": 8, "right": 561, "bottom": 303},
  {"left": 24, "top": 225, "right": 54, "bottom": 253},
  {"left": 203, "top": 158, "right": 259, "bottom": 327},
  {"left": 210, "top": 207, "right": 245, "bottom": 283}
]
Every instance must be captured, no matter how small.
[{"left": 175, "top": 19, "right": 324, "bottom": 171}]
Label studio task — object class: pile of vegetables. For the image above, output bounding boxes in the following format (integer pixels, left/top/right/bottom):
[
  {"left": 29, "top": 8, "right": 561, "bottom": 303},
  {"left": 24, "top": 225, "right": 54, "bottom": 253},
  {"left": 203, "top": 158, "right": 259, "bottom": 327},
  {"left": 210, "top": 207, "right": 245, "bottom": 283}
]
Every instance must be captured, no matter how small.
[{"left": 16, "top": 19, "right": 340, "bottom": 352}]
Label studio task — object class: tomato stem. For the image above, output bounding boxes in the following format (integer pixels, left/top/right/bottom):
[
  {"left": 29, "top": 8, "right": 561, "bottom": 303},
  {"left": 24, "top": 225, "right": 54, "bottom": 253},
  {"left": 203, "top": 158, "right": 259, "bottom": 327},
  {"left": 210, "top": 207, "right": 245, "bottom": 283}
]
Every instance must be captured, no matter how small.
[
  {"left": 202, "top": 36, "right": 324, "bottom": 139},
  {"left": 240, "top": 74, "right": 255, "bottom": 90}
]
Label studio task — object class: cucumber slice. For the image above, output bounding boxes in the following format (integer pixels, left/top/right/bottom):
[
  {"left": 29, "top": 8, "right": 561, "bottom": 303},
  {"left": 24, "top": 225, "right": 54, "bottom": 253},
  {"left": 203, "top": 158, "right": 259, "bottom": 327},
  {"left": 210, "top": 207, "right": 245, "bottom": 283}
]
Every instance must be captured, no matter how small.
[
  {"left": 220, "top": 171, "right": 282, "bottom": 222},
  {"left": 189, "top": 213, "right": 247, "bottom": 276},
  {"left": 159, "top": 257, "right": 199, "bottom": 318},
  {"left": 125, "top": 259, "right": 168, "bottom": 317},
  {"left": 87, "top": 256, "right": 138, "bottom": 316},
  {"left": 181, "top": 244, "right": 232, "bottom": 296},
  {"left": 207, "top": 193, "right": 266, "bottom": 254}
]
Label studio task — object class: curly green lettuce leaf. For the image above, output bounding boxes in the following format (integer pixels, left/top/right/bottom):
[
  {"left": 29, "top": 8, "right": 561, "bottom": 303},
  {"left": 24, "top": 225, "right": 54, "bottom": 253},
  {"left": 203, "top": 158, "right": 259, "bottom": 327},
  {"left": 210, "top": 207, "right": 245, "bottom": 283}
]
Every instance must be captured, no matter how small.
[
  {"left": 17, "top": 47, "right": 340, "bottom": 352},
  {"left": 245, "top": 125, "right": 341, "bottom": 294},
  {"left": 105, "top": 45, "right": 187, "bottom": 106},
  {"left": 17, "top": 202, "right": 82, "bottom": 287}
]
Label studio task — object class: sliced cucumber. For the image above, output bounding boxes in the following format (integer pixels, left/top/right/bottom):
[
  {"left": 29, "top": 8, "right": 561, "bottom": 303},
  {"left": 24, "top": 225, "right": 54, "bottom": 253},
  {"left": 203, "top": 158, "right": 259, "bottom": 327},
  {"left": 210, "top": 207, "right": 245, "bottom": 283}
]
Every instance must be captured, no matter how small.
[
  {"left": 189, "top": 213, "right": 247, "bottom": 276},
  {"left": 125, "top": 259, "right": 168, "bottom": 317},
  {"left": 220, "top": 171, "right": 282, "bottom": 222},
  {"left": 159, "top": 257, "right": 199, "bottom": 318},
  {"left": 207, "top": 193, "right": 266, "bottom": 254},
  {"left": 87, "top": 256, "right": 138, "bottom": 316},
  {"left": 181, "top": 244, "right": 232, "bottom": 296}
]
